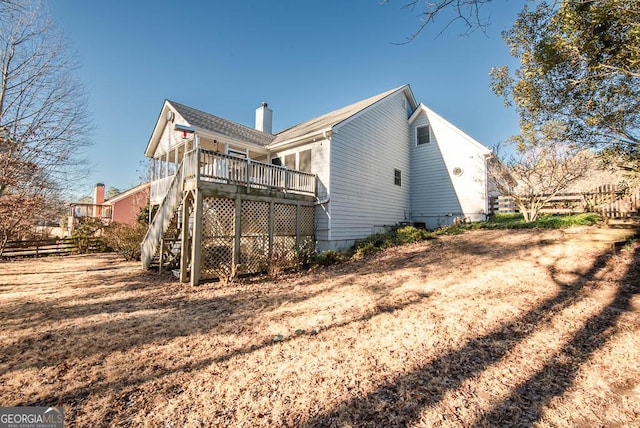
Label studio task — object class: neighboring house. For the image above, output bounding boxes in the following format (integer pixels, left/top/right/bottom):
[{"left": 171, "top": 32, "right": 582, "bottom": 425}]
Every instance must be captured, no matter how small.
[
  {"left": 141, "top": 84, "right": 492, "bottom": 284},
  {"left": 69, "top": 182, "right": 150, "bottom": 230}
]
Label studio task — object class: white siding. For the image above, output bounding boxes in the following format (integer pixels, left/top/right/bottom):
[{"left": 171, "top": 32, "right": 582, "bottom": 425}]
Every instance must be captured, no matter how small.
[
  {"left": 156, "top": 108, "right": 189, "bottom": 157},
  {"left": 328, "top": 91, "right": 411, "bottom": 247},
  {"left": 410, "top": 107, "right": 489, "bottom": 229},
  {"left": 271, "top": 139, "right": 331, "bottom": 243}
]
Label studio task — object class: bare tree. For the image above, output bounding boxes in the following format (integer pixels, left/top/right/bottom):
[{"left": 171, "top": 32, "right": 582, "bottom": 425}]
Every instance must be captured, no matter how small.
[
  {"left": 386, "top": 0, "right": 498, "bottom": 42},
  {"left": 0, "top": 0, "right": 91, "bottom": 198},
  {"left": 0, "top": 0, "right": 91, "bottom": 246},
  {"left": 488, "top": 123, "right": 592, "bottom": 222}
]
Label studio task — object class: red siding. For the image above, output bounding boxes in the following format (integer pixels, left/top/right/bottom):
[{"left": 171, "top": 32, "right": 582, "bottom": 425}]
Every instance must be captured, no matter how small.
[{"left": 111, "top": 187, "right": 149, "bottom": 224}]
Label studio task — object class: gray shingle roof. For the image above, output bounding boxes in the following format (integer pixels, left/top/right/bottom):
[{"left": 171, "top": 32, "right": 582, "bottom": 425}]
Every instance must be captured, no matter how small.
[
  {"left": 272, "top": 85, "right": 409, "bottom": 144},
  {"left": 168, "top": 100, "right": 276, "bottom": 147},
  {"left": 166, "top": 85, "right": 411, "bottom": 148}
]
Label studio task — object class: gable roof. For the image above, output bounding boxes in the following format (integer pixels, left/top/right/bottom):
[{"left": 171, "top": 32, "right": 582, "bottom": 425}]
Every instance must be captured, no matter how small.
[
  {"left": 105, "top": 182, "right": 150, "bottom": 204},
  {"left": 168, "top": 100, "right": 276, "bottom": 147},
  {"left": 409, "top": 103, "right": 491, "bottom": 154},
  {"left": 272, "top": 85, "right": 416, "bottom": 145},
  {"left": 146, "top": 85, "right": 418, "bottom": 157}
]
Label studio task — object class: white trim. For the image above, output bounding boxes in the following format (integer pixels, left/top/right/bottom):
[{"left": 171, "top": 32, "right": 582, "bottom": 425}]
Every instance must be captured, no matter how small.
[
  {"left": 415, "top": 124, "right": 431, "bottom": 146},
  {"left": 410, "top": 103, "right": 490, "bottom": 154},
  {"left": 394, "top": 168, "right": 402, "bottom": 187},
  {"left": 145, "top": 100, "right": 175, "bottom": 157},
  {"left": 105, "top": 182, "right": 150, "bottom": 204},
  {"left": 408, "top": 103, "right": 424, "bottom": 125},
  {"left": 333, "top": 85, "right": 416, "bottom": 132},
  {"left": 266, "top": 128, "right": 331, "bottom": 150},
  {"left": 195, "top": 128, "right": 269, "bottom": 154}
]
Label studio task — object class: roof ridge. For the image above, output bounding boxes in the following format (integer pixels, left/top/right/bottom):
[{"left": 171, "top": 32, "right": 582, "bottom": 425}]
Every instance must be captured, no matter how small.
[
  {"left": 166, "top": 100, "right": 275, "bottom": 147},
  {"left": 167, "top": 100, "right": 273, "bottom": 137},
  {"left": 272, "top": 85, "right": 410, "bottom": 144}
]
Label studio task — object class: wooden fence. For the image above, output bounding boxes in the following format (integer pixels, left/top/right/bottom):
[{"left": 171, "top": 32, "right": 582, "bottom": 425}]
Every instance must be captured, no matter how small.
[
  {"left": 0, "top": 238, "right": 102, "bottom": 259},
  {"left": 490, "top": 185, "right": 640, "bottom": 218}
]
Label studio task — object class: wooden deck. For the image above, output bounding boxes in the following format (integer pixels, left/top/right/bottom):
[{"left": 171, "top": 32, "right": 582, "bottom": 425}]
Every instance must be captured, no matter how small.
[
  {"left": 142, "top": 149, "right": 317, "bottom": 284},
  {"left": 150, "top": 149, "right": 316, "bottom": 204}
]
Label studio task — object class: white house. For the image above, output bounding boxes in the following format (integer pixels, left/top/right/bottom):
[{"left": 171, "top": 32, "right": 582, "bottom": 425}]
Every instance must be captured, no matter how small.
[{"left": 141, "top": 84, "right": 492, "bottom": 283}]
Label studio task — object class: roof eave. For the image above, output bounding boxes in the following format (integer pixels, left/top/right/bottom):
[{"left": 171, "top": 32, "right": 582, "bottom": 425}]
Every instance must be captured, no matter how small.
[
  {"left": 333, "top": 84, "right": 415, "bottom": 131},
  {"left": 417, "top": 104, "right": 491, "bottom": 154},
  {"left": 105, "top": 182, "right": 151, "bottom": 204},
  {"left": 194, "top": 128, "right": 271, "bottom": 153},
  {"left": 145, "top": 100, "right": 176, "bottom": 158},
  {"left": 268, "top": 127, "right": 333, "bottom": 150}
]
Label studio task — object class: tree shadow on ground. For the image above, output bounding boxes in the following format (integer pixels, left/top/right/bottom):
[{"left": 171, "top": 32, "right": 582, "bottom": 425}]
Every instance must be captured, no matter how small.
[
  {"left": 3, "top": 234, "right": 633, "bottom": 426},
  {"left": 473, "top": 246, "right": 640, "bottom": 427},
  {"left": 302, "top": 246, "right": 638, "bottom": 427},
  {"left": 0, "top": 245, "right": 432, "bottom": 379},
  {"left": 3, "top": 229, "right": 556, "bottom": 376},
  {"left": 16, "top": 290, "right": 434, "bottom": 414}
]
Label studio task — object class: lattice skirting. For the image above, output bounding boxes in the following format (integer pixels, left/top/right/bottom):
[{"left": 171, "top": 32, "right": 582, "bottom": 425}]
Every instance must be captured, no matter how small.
[{"left": 199, "top": 197, "right": 314, "bottom": 280}]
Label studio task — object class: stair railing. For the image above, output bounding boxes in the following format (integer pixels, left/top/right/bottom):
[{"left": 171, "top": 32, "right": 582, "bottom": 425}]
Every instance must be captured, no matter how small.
[{"left": 141, "top": 163, "right": 185, "bottom": 269}]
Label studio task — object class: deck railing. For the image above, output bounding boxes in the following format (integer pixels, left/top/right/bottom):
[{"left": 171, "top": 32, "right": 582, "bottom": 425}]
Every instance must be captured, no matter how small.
[
  {"left": 150, "top": 175, "right": 175, "bottom": 205},
  {"left": 69, "top": 203, "right": 113, "bottom": 219},
  {"left": 182, "top": 148, "right": 316, "bottom": 195}
]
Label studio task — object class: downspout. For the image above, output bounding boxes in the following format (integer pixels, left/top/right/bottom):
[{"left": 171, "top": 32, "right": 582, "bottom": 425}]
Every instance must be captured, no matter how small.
[{"left": 315, "top": 129, "right": 332, "bottom": 205}]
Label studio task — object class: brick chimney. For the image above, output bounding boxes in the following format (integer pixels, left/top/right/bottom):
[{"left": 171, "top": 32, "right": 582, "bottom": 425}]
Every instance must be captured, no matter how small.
[
  {"left": 94, "top": 183, "right": 105, "bottom": 204},
  {"left": 93, "top": 183, "right": 105, "bottom": 217},
  {"left": 255, "top": 102, "right": 272, "bottom": 134}
]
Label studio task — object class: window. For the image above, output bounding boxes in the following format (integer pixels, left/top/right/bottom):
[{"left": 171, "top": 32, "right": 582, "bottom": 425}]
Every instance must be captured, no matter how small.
[
  {"left": 284, "top": 153, "right": 296, "bottom": 169},
  {"left": 394, "top": 169, "right": 402, "bottom": 186},
  {"left": 299, "top": 149, "right": 312, "bottom": 173},
  {"left": 417, "top": 125, "right": 431, "bottom": 145}
]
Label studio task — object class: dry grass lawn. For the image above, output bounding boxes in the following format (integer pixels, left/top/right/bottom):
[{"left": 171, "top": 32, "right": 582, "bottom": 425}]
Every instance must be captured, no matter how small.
[{"left": 1, "top": 228, "right": 639, "bottom": 427}]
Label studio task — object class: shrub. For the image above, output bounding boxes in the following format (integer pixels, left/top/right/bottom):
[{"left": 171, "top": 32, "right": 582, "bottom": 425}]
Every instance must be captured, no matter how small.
[
  {"left": 137, "top": 203, "right": 159, "bottom": 225},
  {"left": 71, "top": 218, "right": 105, "bottom": 253},
  {"left": 395, "top": 225, "right": 430, "bottom": 244},
  {"left": 352, "top": 225, "right": 431, "bottom": 256},
  {"left": 483, "top": 212, "right": 603, "bottom": 229},
  {"left": 432, "top": 224, "right": 469, "bottom": 235},
  {"left": 102, "top": 222, "right": 147, "bottom": 261},
  {"left": 353, "top": 241, "right": 380, "bottom": 259},
  {"left": 316, "top": 249, "right": 348, "bottom": 266}
]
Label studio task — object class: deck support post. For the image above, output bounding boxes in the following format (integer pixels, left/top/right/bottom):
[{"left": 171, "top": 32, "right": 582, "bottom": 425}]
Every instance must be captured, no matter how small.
[
  {"left": 233, "top": 195, "right": 242, "bottom": 278},
  {"left": 190, "top": 189, "right": 203, "bottom": 286},
  {"left": 296, "top": 203, "right": 301, "bottom": 251},
  {"left": 268, "top": 201, "right": 274, "bottom": 261},
  {"left": 180, "top": 192, "right": 191, "bottom": 283}
]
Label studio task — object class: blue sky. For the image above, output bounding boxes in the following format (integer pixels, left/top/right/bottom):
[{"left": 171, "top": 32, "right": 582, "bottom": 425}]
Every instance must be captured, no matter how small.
[{"left": 49, "top": 0, "right": 523, "bottom": 197}]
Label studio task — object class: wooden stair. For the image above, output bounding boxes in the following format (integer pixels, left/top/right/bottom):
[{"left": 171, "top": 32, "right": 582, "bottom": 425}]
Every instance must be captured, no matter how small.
[
  {"left": 149, "top": 216, "right": 182, "bottom": 272},
  {"left": 141, "top": 163, "right": 185, "bottom": 270}
]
